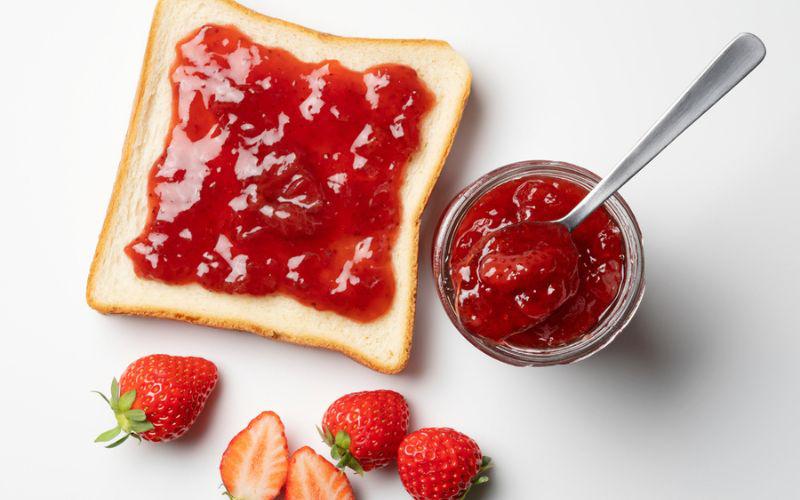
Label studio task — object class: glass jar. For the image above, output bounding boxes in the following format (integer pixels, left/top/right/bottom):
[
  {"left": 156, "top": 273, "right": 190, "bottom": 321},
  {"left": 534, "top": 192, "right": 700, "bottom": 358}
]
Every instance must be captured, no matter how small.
[{"left": 432, "top": 160, "right": 646, "bottom": 366}]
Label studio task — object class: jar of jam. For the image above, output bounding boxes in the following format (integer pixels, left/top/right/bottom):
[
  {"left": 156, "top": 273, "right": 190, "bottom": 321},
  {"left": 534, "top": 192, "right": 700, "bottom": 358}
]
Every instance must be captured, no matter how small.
[{"left": 432, "top": 160, "right": 645, "bottom": 366}]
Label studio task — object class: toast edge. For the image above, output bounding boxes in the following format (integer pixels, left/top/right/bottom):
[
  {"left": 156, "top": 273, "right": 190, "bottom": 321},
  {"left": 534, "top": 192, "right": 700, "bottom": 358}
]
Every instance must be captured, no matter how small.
[
  {"left": 86, "top": 0, "right": 472, "bottom": 374},
  {"left": 86, "top": 0, "right": 165, "bottom": 310}
]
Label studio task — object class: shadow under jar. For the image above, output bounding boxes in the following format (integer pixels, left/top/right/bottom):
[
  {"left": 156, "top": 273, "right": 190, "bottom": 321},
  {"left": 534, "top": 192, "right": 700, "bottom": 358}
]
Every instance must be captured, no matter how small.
[{"left": 432, "top": 160, "right": 645, "bottom": 366}]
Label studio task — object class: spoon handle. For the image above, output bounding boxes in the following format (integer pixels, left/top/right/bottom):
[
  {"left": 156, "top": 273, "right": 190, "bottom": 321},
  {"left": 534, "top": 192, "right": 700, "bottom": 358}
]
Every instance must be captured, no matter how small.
[{"left": 558, "top": 33, "right": 766, "bottom": 232}]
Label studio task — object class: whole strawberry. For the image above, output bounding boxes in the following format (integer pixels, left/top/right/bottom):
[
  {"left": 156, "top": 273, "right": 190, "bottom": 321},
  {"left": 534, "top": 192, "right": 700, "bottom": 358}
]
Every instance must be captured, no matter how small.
[
  {"left": 320, "top": 389, "right": 409, "bottom": 473},
  {"left": 93, "top": 354, "right": 218, "bottom": 447},
  {"left": 397, "top": 428, "right": 492, "bottom": 500}
]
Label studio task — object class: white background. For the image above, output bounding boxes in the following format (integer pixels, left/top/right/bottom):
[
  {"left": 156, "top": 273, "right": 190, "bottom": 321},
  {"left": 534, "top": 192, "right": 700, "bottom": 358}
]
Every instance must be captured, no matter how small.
[{"left": 2, "top": 0, "right": 798, "bottom": 498}]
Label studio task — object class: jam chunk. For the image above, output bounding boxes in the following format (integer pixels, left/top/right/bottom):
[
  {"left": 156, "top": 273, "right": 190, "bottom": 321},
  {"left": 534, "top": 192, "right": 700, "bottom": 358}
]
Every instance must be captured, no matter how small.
[{"left": 125, "top": 24, "right": 433, "bottom": 321}]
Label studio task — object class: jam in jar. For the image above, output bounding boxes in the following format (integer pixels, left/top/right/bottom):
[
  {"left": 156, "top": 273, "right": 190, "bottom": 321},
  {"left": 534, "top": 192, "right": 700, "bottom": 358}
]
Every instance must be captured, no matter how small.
[{"left": 433, "top": 161, "right": 645, "bottom": 366}]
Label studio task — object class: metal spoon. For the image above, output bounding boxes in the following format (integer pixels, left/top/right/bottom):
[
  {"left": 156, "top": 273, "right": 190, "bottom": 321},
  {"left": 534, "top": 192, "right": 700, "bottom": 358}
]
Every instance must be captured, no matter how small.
[{"left": 557, "top": 33, "right": 766, "bottom": 232}]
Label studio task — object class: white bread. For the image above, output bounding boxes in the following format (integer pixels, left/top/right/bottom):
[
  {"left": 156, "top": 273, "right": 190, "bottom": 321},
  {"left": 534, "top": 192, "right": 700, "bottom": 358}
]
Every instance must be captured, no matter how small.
[{"left": 86, "top": 0, "right": 471, "bottom": 373}]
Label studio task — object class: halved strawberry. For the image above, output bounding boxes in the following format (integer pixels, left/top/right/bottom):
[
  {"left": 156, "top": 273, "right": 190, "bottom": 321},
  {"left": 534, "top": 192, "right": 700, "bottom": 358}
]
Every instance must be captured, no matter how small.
[
  {"left": 286, "top": 447, "right": 355, "bottom": 500},
  {"left": 220, "top": 411, "right": 289, "bottom": 500}
]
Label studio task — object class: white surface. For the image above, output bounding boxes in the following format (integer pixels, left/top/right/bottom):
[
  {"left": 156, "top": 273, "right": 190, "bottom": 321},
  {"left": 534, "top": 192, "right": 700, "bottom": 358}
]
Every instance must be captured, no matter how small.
[{"left": 1, "top": 0, "right": 798, "bottom": 498}]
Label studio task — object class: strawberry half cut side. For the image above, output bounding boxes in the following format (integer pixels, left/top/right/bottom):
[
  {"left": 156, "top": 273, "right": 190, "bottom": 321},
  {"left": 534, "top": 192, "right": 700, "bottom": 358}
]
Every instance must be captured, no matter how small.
[
  {"left": 220, "top": 411, "right": 289, "bottom": 500},
  {"left": 286, "top": 446, "right": 355, "bottom": 500}
]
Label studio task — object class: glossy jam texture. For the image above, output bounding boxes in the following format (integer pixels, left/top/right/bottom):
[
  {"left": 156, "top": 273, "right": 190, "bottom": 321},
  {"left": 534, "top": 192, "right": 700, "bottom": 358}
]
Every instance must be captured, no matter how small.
[
  {"left": 125, "top": 25, "right": 433, "bottom": 321},
  {"left": 450, "top": 176, "right": 625, "bottom": 348}
]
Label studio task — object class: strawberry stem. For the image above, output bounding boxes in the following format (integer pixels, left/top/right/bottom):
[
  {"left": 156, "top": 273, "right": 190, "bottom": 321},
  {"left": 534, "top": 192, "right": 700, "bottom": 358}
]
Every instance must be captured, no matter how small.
[
  {"left": 93, "top": 378, "right": 155, "bottom": 448},
  {"left": 319, "top": 427, "right": 364, "bottom": 475},
  {"left": 459, "top": 456, "right": 493, "bottom": 499}
]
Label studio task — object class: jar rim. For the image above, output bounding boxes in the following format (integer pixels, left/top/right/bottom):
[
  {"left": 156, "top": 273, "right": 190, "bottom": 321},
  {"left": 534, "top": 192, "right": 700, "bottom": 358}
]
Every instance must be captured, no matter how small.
[{"left": 431, "top": 160, "right": 646, "bottom": 366}]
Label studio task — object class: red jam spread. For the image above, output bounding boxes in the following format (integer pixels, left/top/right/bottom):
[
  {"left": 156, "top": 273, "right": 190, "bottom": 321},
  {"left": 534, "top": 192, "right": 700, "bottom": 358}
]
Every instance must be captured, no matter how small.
[
  {"left": 125, "top": 24, "right": 433, "bottom": 321},
  {"left": 450, "top": 176, "right": 625, "bottom": 348}
]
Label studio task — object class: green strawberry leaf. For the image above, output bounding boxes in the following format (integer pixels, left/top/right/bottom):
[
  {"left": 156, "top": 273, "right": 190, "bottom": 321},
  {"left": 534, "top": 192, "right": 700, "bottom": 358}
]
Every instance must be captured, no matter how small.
[
  {"left": 459, "top": 456, "right": 492, "bottom": 499},
  {"left": 318, "top": 426, "right": 337, "bottom": 447},
  {"left": 125, "top": 409, "right": 147, "bottom": 422},
  {"left": 106, "top": 433, "right": 130, "bottom": 449},
  {"left": 94, "top": 426, "right": 121, "bottom": 443},
  {"left": 118, "top": 390, "right": 136, "bottom": 412},
  {"left": 323, "top": 429, "right": 363, "bottom": 475},
  {"left": 334, "top": 430, "right": 350, "bottom": 449},
  {"left": 92, "top": 390, "right": 110, "bottom": 405},
  {"left": 131, "top": 421, "right": 154, "bottom": 434},
  {"left": 94, "top": 375, "right": 156, "bottom": 448},
  {"left": 110, "top": 378, "right": 120, "bottom": 408},
  {"left": 348, "top": 456, "right": 364, "bottom": 476}
]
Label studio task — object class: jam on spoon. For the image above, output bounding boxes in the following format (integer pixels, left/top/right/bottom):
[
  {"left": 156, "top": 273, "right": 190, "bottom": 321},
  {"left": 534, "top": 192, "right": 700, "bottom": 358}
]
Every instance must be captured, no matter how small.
[
  {"left": 450, "top": 176, "right": 623, "bottom": 347},
  {"left": 460, "top": 221, "right": 580, "bottom": 340}
]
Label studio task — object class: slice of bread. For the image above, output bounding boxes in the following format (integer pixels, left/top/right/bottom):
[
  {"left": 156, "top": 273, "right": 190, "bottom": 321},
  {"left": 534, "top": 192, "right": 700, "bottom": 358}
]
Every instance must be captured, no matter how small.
[{"left": 87, "top": 0, "right": 470, "bottom": 373}]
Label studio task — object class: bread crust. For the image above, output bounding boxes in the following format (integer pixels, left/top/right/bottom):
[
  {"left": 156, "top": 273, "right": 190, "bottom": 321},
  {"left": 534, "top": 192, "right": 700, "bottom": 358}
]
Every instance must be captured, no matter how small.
[{"left": 86, "top": 0, "right": 471, "bottom": 374}]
